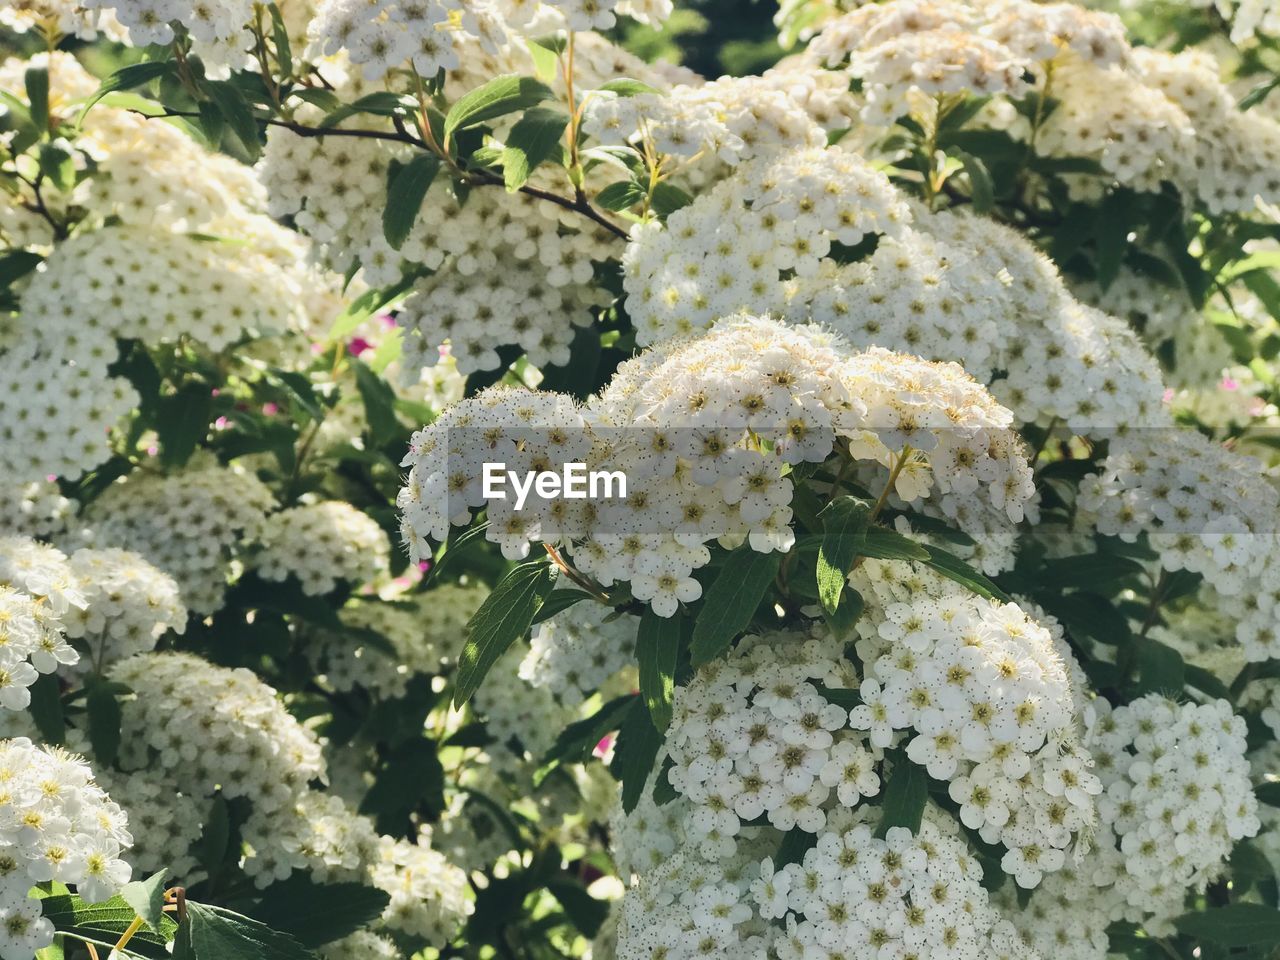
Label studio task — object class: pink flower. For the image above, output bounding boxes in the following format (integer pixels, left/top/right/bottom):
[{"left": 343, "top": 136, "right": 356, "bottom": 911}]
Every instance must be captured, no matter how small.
[
  {"left": 262, "top": 402, "right": 279, "bottom": 416},
  {"left": 348, "top": 337, "right": 373, "bottom": 356}
]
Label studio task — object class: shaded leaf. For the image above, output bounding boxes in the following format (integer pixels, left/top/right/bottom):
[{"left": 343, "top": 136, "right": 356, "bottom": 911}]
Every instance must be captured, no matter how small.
[
  {"left": 383, "top": 153, "right": 442, "bottom": 250},
  {"left": 502, "top": 107, "right": 568, "bottom": 191},
  {"left": 689, "top": 548, "right": 783, "bottom": 666},
  {"left": 610, "top": 698, "right": 663, "bottom": 813},
  {"left": 444, "top": 75, "right": 554, "bottom": 143},
  {"left": 454, "top": 559, "right": 555, "bottom": 706},
  {"left": 250, "top": 877, "right": 389, "bottom": 948},
  {"left": 637, "top": 609, "right": 680, "bottom": 731}
]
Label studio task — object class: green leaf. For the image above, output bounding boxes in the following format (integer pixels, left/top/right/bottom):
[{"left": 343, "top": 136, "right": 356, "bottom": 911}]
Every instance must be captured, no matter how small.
[
  {"left": 156, "top": 382, "right": 214, "bottom": 468},
  {"left": 594, "top": 180, "right": 646, "bottom": 212},
  {"left": 25, "top": 66, "right": 49, "bottom": 134},
  {"left": 174, "top": 901, "right": 315, "bottom": 960},
  {"left": 454, "top": 559, "right": 556, "bottom": 706},
  {"left": 531, "top": 588, "right": 593, "bottom": 625},
  {"left": 875, "top": 752, "right": 928, "bottom": 838},
  {"left": 359, "top": 738, "right": 445, "bottom": 826},
  {"left": 27, "top": 672, "right": 64, "bottom": 744},
  {"left": 383, "top": 153, "right": 442, "bottom": 250},
  {"left": 250, "top": 877, "right": 390, "bottom": 948},
  {"left": 637, "top": 609, "right": 680, "bottom": 730},
  {"left": 319, "top": 91, "right": 416, "bottom": 129},
  {"left": 610, "top": 698, "right": 663, "bottom": 813},
  {"left": 326, "top": 274, "right": 415, "bottom": 342},
  {"left": 689, "top": 547, "right": 783, "bottom": 666},
  {"left": 598, "top": 78, "right": 661, "bottom": 97},
  {"left": 1042, "top": 553, "right": 1146, "bottom": 592},
  {"left": 1095, "top": 190, "right": 1135, "bottom": 291},
  {"left": 120, "top": 871, "right": 169, "bottom": 933},
  {"left": 1133, "top": 637, "right": 1185, "bottom": 696},
  {"left": 79, "top": 61, "right": 175, "bottom": 123},
  {"left": 855, "top": 526, "right": 929, "bottom": 562},
  {"left": 546, "top": 879, "right": 608, "bottom": 937},
  {"left": 776, "top": 828, "right": 818, "bottom": 868},
  {"left": 267, "top": 3, "right": 292, "bottom": 77},
  {"left": 352, "top": 359, "right": 402, "bottom": 446},
  {"left": 537, "top": 694, "right": 635, "bottom": 784},
  {"left": 194, "top": 794, "right": 230, "bottom": 874},
  {"left": 651, "top": 181, "right": 693, "bottom": 217},
  {"left": 37, "top": 142, "right": 75, "bottom": 192},
  {"left": 1240, "top": 76, "right": 1280, "bottom": 111},
  {"left": 918, "top": 544, "right": 1011, "bottom": 603},
  {"left": 85, "top": 678, "right": 122, "bottom": 766},
  {"left": 954, "top": 149, "right": 994, "bottom": 213},
  {"left": 444, "top": 74, "right": 554, "bottom": 144},
  {"left": 203, "top": 79, "right": 260, "bottom": 156},
  {"left": 1174, "top": 905, "right": 1280, "bottom": 948},
  {"left": 502, "top": 107, "right": 569, "bottom": 192},
  {"left": 0, "top": 250, "right": 42, "bottom": 288},
  {"left": 290, "top": 88, "right": 341, "bottom": 114},
  {"left": 42, "top": 893, "right": 177, "bottom": 959},
  {"left": 1255, "top": 781, "right": 1280, "bottom": 806},
  {"left": 816, "top": 497, "right": 871, "bottom": 616}
]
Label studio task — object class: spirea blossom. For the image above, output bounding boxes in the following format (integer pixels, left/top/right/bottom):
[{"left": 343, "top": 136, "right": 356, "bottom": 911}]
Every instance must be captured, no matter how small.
[{"left": 253, "top": 501, "right": 389, "bottom": 595}]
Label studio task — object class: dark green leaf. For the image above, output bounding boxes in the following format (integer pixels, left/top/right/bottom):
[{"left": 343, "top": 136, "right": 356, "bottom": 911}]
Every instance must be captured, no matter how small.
[
  {"left": 816, "top": 497, "right": 870, "bottom": 615},
  {"left": 857, "top": 526, "right": 930, "bottom": 562},
  {"left": 1173, "top": 905, "right": 1280, "bottom": 947},
  {"left": 203, "top": 80, "right": 259, "bottom": 156},
  {"left": 547, "top": 879, "right": 608, "bottom": 937},
  {"left": 319, "top": 91, "right": 416, "bottom": 129},
  {"left": 538, "top": 694, "right": 636, "bottom": 783},
  {"left": 1134, "top": 637, "right": 1185, "bottom": 696},
  {"left": 595, "top": 180, "right": 646, "bottom": 212},
  {"left": 1255, "top": 781, "right": 1280, "bottom": 806},
  {"left": 920, "top": 544, "right": 1011, "bottom": 602},
  {"left": 120, "top": 871, "right": 169, "bottom": 933},
  {"left": 610, "top": 698, "right": 663, "bottom": 813},
  {"left": 25, "top": 67, "right": 49, "bottom": 134},
  {"left": 290, "top": 88, "right": 341, "bottom": 113},
  {"left": 598, "top": 78, "right": 661, "bottom": 97},
  {"left": 352, "top": 359, "right": 401, "bottom": 446},
  {"left": 1241, "top": 76, "right": 1280, "bottom": 111},
  {"left": 637, "top": 609, "right": 680, "bottom": 731},
  {"left": 156, "top": 382, "right": 213, "bottom": 468},
  {"left": 195, "top": 794, "right": 230, "bottom": 874},
  {"left": 41, "top": 893, "right": 177, "bottom": 959},
  {"left": 443, "top": 75, "right": 554, "bottom": 143},
  {"left": 502, "top": 107, "right": 569, "bottom": 191},
  {"left": 38, "top": 142, "right": 75, "bottom": 192},
  {"left": 0, "top": 250, "right": 42, "bottom": 288},
  {"left": 954, "top": 149, "right": 994, "bottom": 213},
  {"left": 1095, "top": 190, "right": 1135, "bottom": 291},
  {"left": 776, "top": 828, "right": 818, "bottom": 868},
  {"left": 454, "top": 559, "right": 556, "bottom": 706},
  {"left": 360, "top": 738, "right": 445, "bottom": 826},
  {"left": 267, "top": 3, "right": 292, "bottom": 77},
  {"left": 650, "top": 182, "right": 693, "bottom": 217},
  {"left": 250, "top": 877, "right": 389, "bottom": 948},
  {"left": 689, "top": 548, "right": 783, "bottom": 666},
  {"left": 27, "top": 672, "right": 64, "bottom": 744},
  {"left": 174, "top": 901, "right": 314, "bottom": 960},
  {"left": 531, "top": 589, "right": 593, "bottom": 625},
  {"left": 383, "top": 153, "right": 442, "bottom": 250},
  {"left": 1042, "top": 553, "right": 1146, "bottom": 592},
  {"left": 876, "top": 752, "right": 928, "bottom": 838},
  {"left": 80, "top": 61, "right": 175, "bottom": 123},
  {"left": 85, "top": 679, "right": 122, "bottom": 766}
]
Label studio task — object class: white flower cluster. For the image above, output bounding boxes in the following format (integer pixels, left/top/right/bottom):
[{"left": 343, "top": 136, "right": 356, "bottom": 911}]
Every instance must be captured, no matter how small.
[
  {"left": 80, "top": 456, "right": 277, "bottom": 614},
  {"left": 91, "top": 765, "right": 206, "bottom": 884},
  {"left": 521, "top": 599, "right": 637, "bottom": 704},
  {"left": 253, "top": 501, "right": 389, "bottom": 596},
  {"left": 322, "top": 931, "right": 401, "bottom": 960},
  {"left": 473, "top": 644, "right": 575, "bottom": 757},
  {"left": 849, "top": 561, "right": 1099, "bottom": 886},
  {"left": 0, "top": 538, "right": 82, "bottom": 709},
  {"left": 1010, "top": 695, "right": 1258, "bottom": 955},
  {"left": 369, "top": 835, "right": 473, "bottom": 943},
  {"left": 399, "top": 316, "right": 1034, "bottom": 615},
  {"left": 624, "top": 150, "right": 1168, "bottom": 436},
  {"left": 582, "top": 75, "right": 825, "bottom": 169},
  {"left": 0, "top": 480, "right": 77, "bottom": 540},
  {"left": 1077, "top": 429, "right": 1280, "bottom": 660},
  {"left": 82, "top": 0, "right": 255, "bottom": 70},
  {"left": 0, "top": 739, "right": 132, "bottom": 959},
  {"left": 308, "top": 583, "right": 485, "bottom": 697},
  {"left": 112, "top": 651, "right": 326, "bottom": 813},
  {"left": 60, "top": 548, "right": 186, "bottom": 673},
  {"left": 615, "top": 798, "right": 1037, "bottom": 960},
  {"left": 0, "top": 0, "right": 125, "bottom": 39}
]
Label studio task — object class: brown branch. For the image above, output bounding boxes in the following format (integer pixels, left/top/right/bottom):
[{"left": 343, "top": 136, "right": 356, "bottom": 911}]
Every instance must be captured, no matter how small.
[{"left": 130, "top": 108, "right": 631, "bottom": 241}]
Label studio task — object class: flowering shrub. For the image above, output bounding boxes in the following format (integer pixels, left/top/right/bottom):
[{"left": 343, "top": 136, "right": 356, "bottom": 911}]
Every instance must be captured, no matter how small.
[{"left": 3, "top": 0, "right": 1280, "bottom": 958}]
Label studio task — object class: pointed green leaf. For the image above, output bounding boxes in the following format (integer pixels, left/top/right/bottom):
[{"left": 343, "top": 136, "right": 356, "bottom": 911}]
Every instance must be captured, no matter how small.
[
  {"left": 79, "top": 61, "right": 175, "bottom": 124},
  {"left": 383, "top": 153, "right": 442, "bottom": 250},
  {"left": 1174, "top": 905, "right": 1280, "bottom": 948},
  {"left": 689, "top": 547, "right": 782, "bottom": 667},
  {"left": 816, "top": 497, "right": 870, "bottom": 615},
  {"left": 85, "top": 679, "right": 122, "bottom": 767},
  {"left": 597, "top": 78, "right": 661, "bottom": 97},
  {"left": 454, "top": 559, "right": 556, "bottom": 706},
  {"left": 25, "top": 67, "right": 49, "bottom": 134},
  {"left": 120, "top": 870, "right": 169, "bottom": 933},
  {"left": 637, "top": 609, "right": 680, "bottom": 730},
  {"left": 875, "top": 752, "right": 928, "bottom": 838},
  {"left": 610, "top": 698, "right": 663, "bottom": 813},
  {"left": 443, "top": 74, "right": 554, "bottom": 143},
  {"left": 250, "top": 877, "right": 390, "bottom": 948},
  {"left": 502, "top": 107, "right": 569, "bottom": 191},
  {"left": 203, "top": 79, "right": 259, "bottom": 156},
  {"left": 174, "top": 901, "right": 314, "bottom": 960}
]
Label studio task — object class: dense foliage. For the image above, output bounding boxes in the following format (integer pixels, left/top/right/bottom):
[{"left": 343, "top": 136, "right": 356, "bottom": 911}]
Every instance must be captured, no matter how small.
[{"left": 5, "top": 0, "right": 1280, "bottom": 958}]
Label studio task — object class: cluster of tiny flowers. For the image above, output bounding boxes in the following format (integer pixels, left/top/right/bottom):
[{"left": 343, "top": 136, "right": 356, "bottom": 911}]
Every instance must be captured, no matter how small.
[
  {"left": 540, "top": 0, "right": 672, "bottom": 30},
  {"left": 849, "top": 560, "right": 1099, "bottom": 886},
  {"left": 82, "top": 0, "right": 255, "bottom": 70},
  {"left": 0, "top": 538, "right": 82, "bottom": 709},
  {"left": 242, "top": 790, "right": 382, "bottom": 887},
  {"left": 520, "top": 599, "right": 637, "bottom": 705},
  {"left": 1076, "top": 696, "right": 1259, "bottom": 931},
  {"left": 473, "top": 644, "right": 576, "bottom": 757},
  {"left": 322, "top": 931, "right": 401, "bottom": 960},
  {"left": 368, "top": 835, "right": 472, "bottom": 944},
  {"left": 111, "top": 651, "right": 326, "bottom": 813},
  {"left": 90, "top": 765, "right": 206, "bottom": 883},
  {"left": 308, "top": 584, "right": 484, "bottom": 697},
  {"left": 0, "top": 480, "right": 77, "bottom": 540},
  {"left": 399, "top": 316, "right": 1033, "bottom": 615},
  {"left": 60, "top": 548, "right": 186, "bottom": 672},
  {"left": 613, "top": 795, "right": 1038, "bottom": 960},
  {"left": 622, "top": 148, "right": 909, "bottom": 343},
  {"left": 309, "top": 0, "right": 509, "bottom": 80},
  {"left": 0, "top": 739, "right": 132, "bottom": 959},
  {"left": 0, "top": 0, "right": 125, "bottom": 39},
  {"left": 80, "top": 456, "right": 277, "bottom": 614},
  {"left": 624, "top": 147, "right": 1168, "bottom": 436},
  {"left": 253, "top": 501, "right": 389, "bottom": 596},
  {"left": 1077, "top": 429, "right": 1280, "bottom": 659},
  {"left": 582, "top": 76, "right": 825, "bottom": 169}
]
